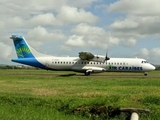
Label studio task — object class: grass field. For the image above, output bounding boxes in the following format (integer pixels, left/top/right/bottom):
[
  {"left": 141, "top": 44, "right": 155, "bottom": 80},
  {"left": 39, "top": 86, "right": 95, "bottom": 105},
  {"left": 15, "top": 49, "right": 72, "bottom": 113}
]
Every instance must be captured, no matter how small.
[{"left": 0, "top": 69, "right": 160, "bottom": 120}]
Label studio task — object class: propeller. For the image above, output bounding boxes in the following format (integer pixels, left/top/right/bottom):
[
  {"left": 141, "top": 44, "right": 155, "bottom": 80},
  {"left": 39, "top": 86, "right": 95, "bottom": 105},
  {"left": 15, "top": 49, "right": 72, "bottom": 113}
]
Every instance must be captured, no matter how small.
[{"left": 104, "top": 50, "right": 110, "bottom": 62}]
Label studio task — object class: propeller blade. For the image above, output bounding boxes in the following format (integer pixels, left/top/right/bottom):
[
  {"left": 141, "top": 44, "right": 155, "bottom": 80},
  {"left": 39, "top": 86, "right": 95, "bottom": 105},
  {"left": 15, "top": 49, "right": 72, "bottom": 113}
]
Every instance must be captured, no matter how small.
[{"left": 104, "top": 50, "right": 110, "bottom": 62}]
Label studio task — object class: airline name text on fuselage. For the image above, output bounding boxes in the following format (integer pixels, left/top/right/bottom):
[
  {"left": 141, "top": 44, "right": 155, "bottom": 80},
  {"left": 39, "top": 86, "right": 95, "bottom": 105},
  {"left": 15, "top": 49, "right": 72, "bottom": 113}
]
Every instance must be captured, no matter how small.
[{"left": 107, "top": 66, "right": 143, "bottom": 71}]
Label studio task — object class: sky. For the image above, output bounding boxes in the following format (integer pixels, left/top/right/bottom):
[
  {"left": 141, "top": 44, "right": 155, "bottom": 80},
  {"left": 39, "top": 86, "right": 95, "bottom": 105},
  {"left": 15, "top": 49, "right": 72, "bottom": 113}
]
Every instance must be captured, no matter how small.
[{"left": 1, "top": 0, "right": 160, "bottom": 65}]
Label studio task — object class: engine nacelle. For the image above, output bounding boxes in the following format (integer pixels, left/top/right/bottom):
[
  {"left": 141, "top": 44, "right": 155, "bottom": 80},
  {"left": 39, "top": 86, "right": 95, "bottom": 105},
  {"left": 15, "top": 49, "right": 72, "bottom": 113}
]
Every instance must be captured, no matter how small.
[
  {"left": 79, "top": 52, "right": 94, "bottom": 60},
  {"left": 91, "top": 55, "right": 105, "bottom": 62},
  {"left": 79, "top": 52, "right": 105, "bottom": 62}
]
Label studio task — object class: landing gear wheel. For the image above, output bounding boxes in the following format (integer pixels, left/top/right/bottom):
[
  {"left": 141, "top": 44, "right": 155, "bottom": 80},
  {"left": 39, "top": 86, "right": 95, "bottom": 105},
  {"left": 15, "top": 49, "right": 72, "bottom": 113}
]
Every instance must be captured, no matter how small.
[
  {"left": 144, "top": 72, "right": 148, "bottom": 76},
  {"left": 85, "top": 72, "right": 90, "bottom": 76}
]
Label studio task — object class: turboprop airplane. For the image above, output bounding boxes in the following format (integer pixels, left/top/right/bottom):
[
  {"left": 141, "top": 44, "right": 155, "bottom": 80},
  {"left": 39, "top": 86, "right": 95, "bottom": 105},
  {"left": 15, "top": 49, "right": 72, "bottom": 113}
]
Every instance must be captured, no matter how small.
[{"left": 10, "top": 35, "right": 155, "bottom": 76}]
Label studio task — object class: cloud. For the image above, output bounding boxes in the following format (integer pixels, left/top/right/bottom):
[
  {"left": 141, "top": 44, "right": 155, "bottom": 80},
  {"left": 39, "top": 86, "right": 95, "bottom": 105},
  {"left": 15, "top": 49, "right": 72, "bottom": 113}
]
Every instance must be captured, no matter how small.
[
  {"left": 65, "top": 35, "right": 86, "bottom": 47},
  {"left": 27, "top": 26, "right": 50, "bottom": 40},
  {"left": 30, "top": 13, "right": 56, "bottom": 26},
  {"left": 0, "top": 0, "right": 66, "bottom": 16},
  {"left": 0, "top": 42, "right": 12, "bottom": 60},
  {"left": 57, "top": 6, "right": 99, "bottom": 25},
  {"left": 110, "top": 15, "right": 160, "bottom": 35},
  {"left": 60, "top": 45, "right": 72, "bottom": 51},
  {"left": 69, "top": 23, "right": 109, "bottom": 48},
  {"left": 0, "top": 21, "right": 5, "bottom": 30},
  {"left": 0, "top": 0, "right": 99, "bottom": 18},
  {"left": 66, "top": 23, "right": 122, "bottom": 49},
  {"left": 71, "top": 23, "right": 105, "bottom": 35},
  {"left": 134, "top": 47, "right": 160, "bottom": 64},
  {"left": 121, "top": 38, "right": 136, "bottom": 47},
  {"left": 70, "top": 23, "right": 138, "bottom": 48},
  {"left": 67, "top": 0, "right": 99, "bottom": 8},
  {"left": 66, "top": 23, "right": 136, "bottom": 49},
  {"left": 110, "top": 19, "right": 138, "bottom": 30},
  {"left": 108, "top": 0, "right": 160, "bottom": 15},
  {"left": 0, "top": 1, "right": 99, "bottom": 28},
  {"left": 106, "top": 0, "right": 160, "bottom": 53},
  {"left": 26, "top": 26, "right": 67, "bottom": 48},
  {"left": 1, "top": 0, "right": 160, "bottom": 64},
  {"left": 2, "top": 5, "right": 99, "bottom": 30},
  {"left": 27, "top": 26, "right": 66, "bottom": 41},
  {"left": 108, "top": 0, "right": 160, "bottom": 36},
  {"left": 6, "top": 17, "right": 24, "bottom": 29}
]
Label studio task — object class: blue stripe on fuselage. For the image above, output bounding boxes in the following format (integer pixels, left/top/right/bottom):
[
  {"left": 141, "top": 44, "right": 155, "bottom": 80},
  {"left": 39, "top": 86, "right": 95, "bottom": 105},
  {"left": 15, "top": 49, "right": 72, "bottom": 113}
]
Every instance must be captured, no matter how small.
[{"left": 11, "top": 58, "right": 50, "bottom": 70}]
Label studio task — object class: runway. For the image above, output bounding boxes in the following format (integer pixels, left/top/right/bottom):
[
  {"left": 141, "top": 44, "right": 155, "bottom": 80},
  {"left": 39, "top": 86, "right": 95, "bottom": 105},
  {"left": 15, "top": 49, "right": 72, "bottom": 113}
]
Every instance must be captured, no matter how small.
[{"left": 1, "top": 72, "right": 160, "bottom": 78}]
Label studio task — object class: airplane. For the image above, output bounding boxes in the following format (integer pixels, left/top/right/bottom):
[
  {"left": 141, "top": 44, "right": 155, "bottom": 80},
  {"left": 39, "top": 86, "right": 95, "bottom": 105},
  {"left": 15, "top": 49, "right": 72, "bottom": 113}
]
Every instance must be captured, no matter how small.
[{"left": 10, "top": 35, "right": 155, "bottom": 76}]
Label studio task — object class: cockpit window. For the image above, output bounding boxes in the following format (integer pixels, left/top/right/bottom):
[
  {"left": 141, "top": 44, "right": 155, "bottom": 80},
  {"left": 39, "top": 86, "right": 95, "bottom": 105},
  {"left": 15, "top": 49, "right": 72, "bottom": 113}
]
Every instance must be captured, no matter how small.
[{"left": 141, "top": 61, "right": 148, "bottom": 63}]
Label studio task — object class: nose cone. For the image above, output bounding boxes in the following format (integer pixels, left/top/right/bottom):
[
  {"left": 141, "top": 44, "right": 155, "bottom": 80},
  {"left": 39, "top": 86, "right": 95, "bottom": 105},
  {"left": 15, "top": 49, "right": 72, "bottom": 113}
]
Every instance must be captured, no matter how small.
[
  {"left": 143, "top": 64, "right": 156, "bottom": 71},
  {"left": 149, "top": 64, "right": 156, "bottom": 71}
]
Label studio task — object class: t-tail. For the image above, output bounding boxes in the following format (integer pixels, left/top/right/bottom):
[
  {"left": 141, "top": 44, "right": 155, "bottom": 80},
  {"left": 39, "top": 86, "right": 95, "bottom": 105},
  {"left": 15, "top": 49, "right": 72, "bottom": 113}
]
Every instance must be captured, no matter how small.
[
  {"left": 10, "top": 35, "right": 51, "bottom": 69},
  {"left": 10, "top": 35, "right": 35, "bottom": 58}
]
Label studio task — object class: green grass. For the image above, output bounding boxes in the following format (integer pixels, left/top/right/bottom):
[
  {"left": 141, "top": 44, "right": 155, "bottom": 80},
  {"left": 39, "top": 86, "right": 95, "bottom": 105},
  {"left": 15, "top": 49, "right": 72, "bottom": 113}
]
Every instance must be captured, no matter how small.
[{"left": 0, "top": 69, "right": 160, "bottom": 119}]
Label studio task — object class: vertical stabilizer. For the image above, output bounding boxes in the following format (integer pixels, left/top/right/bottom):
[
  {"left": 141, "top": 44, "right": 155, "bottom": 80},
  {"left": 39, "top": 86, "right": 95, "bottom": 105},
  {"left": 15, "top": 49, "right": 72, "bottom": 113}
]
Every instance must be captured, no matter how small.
[
  {"left": 10, "top": 35, "right": 52, "bottom": 69},
  {"left": 10, "top": 35, "right": 34, "bottom": 58}
]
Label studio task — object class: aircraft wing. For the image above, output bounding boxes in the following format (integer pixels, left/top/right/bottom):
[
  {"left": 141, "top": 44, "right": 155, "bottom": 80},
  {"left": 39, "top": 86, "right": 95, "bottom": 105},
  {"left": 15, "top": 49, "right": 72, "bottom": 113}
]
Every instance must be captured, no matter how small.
[{"left": 79, "top": 51, "right": 106, "bottom": 62}]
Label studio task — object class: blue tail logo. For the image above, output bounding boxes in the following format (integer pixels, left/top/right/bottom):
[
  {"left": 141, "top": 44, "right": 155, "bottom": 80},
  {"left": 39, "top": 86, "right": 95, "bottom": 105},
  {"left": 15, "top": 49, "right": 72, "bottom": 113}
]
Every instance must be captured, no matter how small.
[{"left": 11, "top": 35, "right": 34, "bottom": 58}]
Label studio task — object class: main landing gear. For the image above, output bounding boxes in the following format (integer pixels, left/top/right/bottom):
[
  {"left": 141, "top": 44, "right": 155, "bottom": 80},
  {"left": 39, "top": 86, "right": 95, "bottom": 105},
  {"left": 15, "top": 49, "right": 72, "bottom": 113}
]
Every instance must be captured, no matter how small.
[{"left": 84, "top": 72, "right": 90, "bottom": 76}]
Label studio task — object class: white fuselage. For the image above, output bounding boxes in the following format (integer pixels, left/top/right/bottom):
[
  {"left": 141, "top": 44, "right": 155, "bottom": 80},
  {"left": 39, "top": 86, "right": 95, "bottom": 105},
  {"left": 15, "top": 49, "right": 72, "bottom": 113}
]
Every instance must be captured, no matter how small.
[{"left": 35, "top": 57, "right": 155, "bottom": 73}]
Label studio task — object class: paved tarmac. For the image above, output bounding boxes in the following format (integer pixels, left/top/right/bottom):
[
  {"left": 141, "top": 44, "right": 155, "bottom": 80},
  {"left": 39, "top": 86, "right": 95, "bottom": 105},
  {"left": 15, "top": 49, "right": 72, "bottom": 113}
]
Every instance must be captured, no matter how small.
[{"left": 1, "top": 73, "right": 160, "bottom": 78}]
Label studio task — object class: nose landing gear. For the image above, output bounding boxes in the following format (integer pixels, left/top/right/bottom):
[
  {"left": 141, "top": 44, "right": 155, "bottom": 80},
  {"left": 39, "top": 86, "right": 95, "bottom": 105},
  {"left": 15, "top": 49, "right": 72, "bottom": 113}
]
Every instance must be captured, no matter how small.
[{"left": 144, "top": 72, "right": 148, "bottom": 76}]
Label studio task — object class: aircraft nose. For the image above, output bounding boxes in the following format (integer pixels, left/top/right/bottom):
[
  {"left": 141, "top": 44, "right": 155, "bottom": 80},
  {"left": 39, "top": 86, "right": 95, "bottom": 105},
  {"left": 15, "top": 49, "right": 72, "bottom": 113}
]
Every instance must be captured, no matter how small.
[{"left": 150, "top": 64, "right": 156, "bottom": 70}]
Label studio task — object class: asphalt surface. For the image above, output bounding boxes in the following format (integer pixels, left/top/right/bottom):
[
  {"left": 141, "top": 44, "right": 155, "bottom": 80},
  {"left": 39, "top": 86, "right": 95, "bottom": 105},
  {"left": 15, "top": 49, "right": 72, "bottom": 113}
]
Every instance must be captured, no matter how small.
[{"left": 1, "top": 73, "right": 160, "bottom": 78}]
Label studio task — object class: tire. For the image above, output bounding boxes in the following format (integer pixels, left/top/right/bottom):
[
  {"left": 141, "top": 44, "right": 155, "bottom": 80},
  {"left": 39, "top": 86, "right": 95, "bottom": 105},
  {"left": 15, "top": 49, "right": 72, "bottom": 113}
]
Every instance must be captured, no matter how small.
[{"left": 84, "top": 72, "right": 90, "bottom": 76}]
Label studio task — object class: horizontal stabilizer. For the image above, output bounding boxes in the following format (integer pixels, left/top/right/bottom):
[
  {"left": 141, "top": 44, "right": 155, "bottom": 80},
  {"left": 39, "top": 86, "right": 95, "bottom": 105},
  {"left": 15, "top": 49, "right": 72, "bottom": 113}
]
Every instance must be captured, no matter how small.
[{"left": 10, "top": 35, "right": 23, "bottom": 40}]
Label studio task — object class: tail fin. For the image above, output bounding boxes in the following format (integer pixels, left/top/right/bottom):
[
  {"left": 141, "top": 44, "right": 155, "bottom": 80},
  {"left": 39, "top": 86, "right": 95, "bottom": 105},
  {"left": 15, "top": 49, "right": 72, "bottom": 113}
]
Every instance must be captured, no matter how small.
[{"left": 10, "top": 35, "right": 35, "bottom": 58}]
